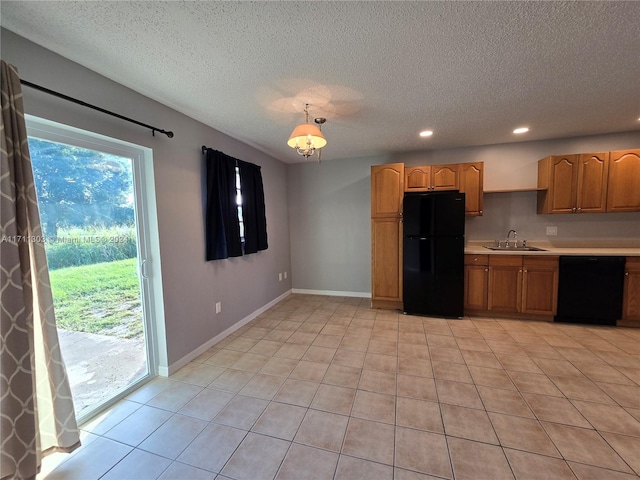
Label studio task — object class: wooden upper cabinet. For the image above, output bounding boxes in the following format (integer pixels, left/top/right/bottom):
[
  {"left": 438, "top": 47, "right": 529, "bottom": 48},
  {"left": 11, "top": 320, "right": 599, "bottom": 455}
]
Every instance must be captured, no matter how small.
[
  {"left": 371, "top": 163, "right": 404, "bottom": 217},
  {"left": 404, "top": 164, "right": 460, "bottom": 192},
  {"left": 607, "top": 149, "right": 640, "bottom": 212},
  {"left": 537, "top": 155, "right": 579, "bottom": 214},
  {"left": 538, "top": 149, "right": 640, "bottom": 215},
  {"left": 431, "top": 164, "right": 460, "bottom": 191},
  {"left": 459, "top": 162, "right": 484, "bottom": 216},
  {"left": 405, "top": 166, "right": 431, "bottom": 192},
  {"left": 576, "top": 152, "right": 609, "bottom": 213}
]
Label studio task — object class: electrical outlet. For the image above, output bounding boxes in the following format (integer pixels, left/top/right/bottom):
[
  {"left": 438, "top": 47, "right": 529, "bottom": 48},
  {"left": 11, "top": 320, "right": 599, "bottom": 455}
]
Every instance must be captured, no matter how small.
[
  {"left": 546, "top": 226, "right": 558, "bottom": 236},
  {"left": 215, "top": 302, "right": 221, "bottom": 314},
  {"left": 278, "top": 273, "right": 283, "bottom": 281},
  {"left": 284, "top": 271, "right": 287, "bottom": 279}
]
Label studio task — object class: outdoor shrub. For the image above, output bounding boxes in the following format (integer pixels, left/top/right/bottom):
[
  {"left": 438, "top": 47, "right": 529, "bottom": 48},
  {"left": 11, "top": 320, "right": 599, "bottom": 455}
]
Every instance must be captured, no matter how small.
[{"left": 46, "top": 226, "right": 137, "bottom": 269}]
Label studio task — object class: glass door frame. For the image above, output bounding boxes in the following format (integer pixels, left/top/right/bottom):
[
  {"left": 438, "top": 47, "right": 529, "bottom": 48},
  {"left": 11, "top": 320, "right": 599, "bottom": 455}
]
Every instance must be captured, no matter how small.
[{"left": 25, "top": 114, "right": 165, "bottom": 425}]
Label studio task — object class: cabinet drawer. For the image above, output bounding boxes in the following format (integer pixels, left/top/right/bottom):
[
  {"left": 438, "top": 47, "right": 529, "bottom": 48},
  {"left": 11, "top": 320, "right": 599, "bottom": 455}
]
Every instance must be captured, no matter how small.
[
  {"left": 524, "top": 256, "right": 559, "bottom": 268},
  {"left": 489, "top": 255, "right": 523, "bottom": 267},
  {"left": 465, "top": 254, "right": 489, "bottom": 266}
]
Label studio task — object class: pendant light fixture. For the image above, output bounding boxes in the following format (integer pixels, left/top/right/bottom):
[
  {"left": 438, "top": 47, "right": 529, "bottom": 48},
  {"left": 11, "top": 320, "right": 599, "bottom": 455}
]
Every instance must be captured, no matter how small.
[{"left": 287, "top": 103, "right": 327, "bottom": 161}]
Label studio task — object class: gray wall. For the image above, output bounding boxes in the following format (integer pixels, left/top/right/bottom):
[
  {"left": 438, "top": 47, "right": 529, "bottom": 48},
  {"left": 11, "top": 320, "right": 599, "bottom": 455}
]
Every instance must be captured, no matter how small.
[
  {"left": 287, "top": 156, "right": 382, "bottom": 294},
  {"left": 287, "top": 132, "right": 640, "bottom": 294},
  {"left": 2, "top": 29, "right": 292, "bottom": 368}
]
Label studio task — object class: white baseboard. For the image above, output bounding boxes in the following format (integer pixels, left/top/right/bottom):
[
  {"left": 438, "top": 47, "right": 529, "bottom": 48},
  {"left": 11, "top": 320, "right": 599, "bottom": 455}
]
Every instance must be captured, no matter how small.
[
  {"left": 291, "top": 288, "right": 371, "bottom": 299},
  {"left": 159, "top": 289, "right": 292, "bottom": 377}
]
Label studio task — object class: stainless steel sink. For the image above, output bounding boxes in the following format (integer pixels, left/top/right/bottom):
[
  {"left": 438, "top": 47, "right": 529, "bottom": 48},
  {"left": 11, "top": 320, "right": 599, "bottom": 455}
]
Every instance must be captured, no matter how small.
[{"left": 483, "top": 246, "right": 546, "bottom": 252}]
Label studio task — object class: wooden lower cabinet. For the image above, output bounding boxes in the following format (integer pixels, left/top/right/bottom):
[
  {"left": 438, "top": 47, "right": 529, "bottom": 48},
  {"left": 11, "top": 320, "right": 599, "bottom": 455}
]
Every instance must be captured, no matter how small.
[
  {"left": 521, "top": 256, "right": 559, "bottom": 315},
  {"left": 487, "top": 256, "right": 523, "bottom": 313},
  {"left": 464, "top": 255, "right": 489, "bottom": 310},
  {"left": 371, "top": 217, "right": 402, "bottom": 308},
  {"left": 466, "top": 255, "right": 559, "bottom": 318},
  {"left": 621, "top": 257, "right": 640, "bottom": 326}
]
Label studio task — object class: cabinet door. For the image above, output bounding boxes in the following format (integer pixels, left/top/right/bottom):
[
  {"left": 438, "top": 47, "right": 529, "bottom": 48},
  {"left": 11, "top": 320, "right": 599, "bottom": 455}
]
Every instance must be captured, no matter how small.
[
  {"left": 464, "top": 265, "right": 488, "bottom": 310},
  {"left": 405, "top": 166, "right": 431, "bottom": 192},
  {"left": 576, "top": 152, "right": 609, "bottom": 213},
  {"left": 488, "top": 266, "right": 523, "bottom": 313},
  {"left": 622, "top": 258, "right": 640, "bottom": 323},
  {"left": 371, "top": 163, "right": 404, "bottom": 217},
  {"left": 459, "top": 162, "right": 484, "bottom": 216},
  {"left": 488, "top": 257, "right": 523, "bottom": 313},
  {"left": 371, "top": 218, "right": 402, "bottom": 303},
  {"left": 607, "top": 149, "right": 640, "bottom": 212},
  {"left": 521, "top": 267, "right": 558, "bottom": 315},
  {"left": 431, "top": 164, "right": 459, "bottom": 191},
  {"left": 548, "top": 155, "right": 579, "bottom": 213}
]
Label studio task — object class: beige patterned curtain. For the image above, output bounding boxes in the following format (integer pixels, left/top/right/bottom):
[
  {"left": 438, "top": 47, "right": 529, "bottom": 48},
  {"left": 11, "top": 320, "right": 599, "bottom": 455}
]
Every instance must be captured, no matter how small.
[{"left": 0, "top": 61, "right": 80, "bottom": 480}]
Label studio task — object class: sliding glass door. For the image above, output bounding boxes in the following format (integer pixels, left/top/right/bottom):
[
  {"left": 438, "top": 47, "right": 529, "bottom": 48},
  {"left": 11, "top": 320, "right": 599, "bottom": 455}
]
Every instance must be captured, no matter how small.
[{"left": 26, "top": 116, "right": 157, "bottom": 422}]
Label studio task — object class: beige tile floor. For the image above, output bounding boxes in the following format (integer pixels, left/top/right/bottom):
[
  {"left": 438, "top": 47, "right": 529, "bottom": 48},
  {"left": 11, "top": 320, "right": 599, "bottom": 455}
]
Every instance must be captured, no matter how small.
[{"left": 40, "top": 294, "right": 640, "bottom": 480}]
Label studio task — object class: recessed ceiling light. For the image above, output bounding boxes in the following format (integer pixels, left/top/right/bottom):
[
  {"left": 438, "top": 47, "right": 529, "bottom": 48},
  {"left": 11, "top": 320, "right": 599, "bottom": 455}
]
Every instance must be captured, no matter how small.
[
  {"left": 419, "top": 130, "right": 433, "bottom": 137},
  {"left": 513, "top": 127, "right": 529, "bottom": 134}
]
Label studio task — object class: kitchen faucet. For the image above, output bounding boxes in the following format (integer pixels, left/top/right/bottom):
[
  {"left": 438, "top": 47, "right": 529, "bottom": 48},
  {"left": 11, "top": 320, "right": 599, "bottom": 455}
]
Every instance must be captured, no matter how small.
[{"left": 505, "top": 229, "right": 517, "bottom": 247}]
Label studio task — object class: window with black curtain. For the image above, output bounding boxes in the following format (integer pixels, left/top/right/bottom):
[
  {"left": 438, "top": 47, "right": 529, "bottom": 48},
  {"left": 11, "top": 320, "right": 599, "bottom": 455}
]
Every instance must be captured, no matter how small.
[
  {"left": 238, "top": 159, "right": 268, "bottom": 254},
  {"left": 205, "top": 149, "right": 268, "bottom": 260}
]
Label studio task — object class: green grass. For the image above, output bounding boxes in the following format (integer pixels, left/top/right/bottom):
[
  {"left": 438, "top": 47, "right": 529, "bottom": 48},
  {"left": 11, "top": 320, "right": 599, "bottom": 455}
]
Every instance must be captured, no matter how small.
[{"left": 49, "top": 258, "right": 143, "bottom": 339}]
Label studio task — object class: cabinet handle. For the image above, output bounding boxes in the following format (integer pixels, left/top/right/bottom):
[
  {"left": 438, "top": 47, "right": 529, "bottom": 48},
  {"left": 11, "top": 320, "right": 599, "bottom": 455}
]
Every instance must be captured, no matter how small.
[
  {"left": 484, "top": 268, "right": 488, "bottom": 272},
  {"left": 572, "top": 207, "right": 576, "bottom": 212},
  {"left": 577, "top": 207, "right": 582, "bottom": 212},
  {"left": 474, "top": 258, "right": 478, "bottom": 262},
  {"left": 479, "top": 210, "right": 483, "bottom": 214},
  {"left": 626, "top": 272, "right": 630, "bottom": 276},
  {"left": 524, "top": 269, "right": 527, "bottom": 273},
  {"left": 519, "top": 269, "right": 523, "bottom": 272}
]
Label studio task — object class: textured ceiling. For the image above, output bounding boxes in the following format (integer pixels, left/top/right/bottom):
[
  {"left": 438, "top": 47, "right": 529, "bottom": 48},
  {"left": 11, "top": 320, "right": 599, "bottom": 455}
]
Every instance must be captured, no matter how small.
[{"left": 2, "top": 1, "right": 639, "bottom": 163}]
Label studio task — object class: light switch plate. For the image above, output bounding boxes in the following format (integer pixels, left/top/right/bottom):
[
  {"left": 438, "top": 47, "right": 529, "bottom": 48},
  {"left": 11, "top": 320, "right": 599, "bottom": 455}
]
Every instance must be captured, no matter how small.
[{"left": 546, "top": 226, "right": 558, "bottom": 236}]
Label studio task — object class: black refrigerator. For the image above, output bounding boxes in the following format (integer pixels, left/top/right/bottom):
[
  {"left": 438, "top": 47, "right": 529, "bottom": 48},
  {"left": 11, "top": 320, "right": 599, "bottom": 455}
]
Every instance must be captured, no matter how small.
[{"left": 403, "top": 191, "right": 465, "bottom": 318}]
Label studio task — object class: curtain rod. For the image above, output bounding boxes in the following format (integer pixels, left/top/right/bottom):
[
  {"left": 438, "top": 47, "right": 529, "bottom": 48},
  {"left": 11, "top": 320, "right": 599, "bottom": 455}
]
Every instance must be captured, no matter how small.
[
  {"left": 201, "top": 145, "right": 209, "bottom": 154},
  {"left": 20, "top": 79, "right": 174, "bottom": 138}
]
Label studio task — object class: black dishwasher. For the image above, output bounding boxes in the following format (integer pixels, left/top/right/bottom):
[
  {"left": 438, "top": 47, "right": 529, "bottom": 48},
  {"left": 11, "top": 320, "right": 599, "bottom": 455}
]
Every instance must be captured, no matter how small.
[{"left": 555, "top": 256, "right": 625, "bottom": 325}]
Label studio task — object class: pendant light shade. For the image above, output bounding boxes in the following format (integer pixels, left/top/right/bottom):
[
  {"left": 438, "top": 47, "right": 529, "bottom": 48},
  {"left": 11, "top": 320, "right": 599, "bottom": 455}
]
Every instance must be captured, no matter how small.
[
  {"left": 287, "top": 104, "right": 327, "bottom": 159},
  {"left": 287, "top": 123, "right": 327, "bottom": 149}
]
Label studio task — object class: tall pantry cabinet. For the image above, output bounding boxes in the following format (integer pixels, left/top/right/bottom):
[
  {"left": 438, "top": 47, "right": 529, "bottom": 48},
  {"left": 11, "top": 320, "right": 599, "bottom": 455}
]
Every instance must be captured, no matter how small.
[{"left": 371, "top": 163, "right": 404, "bottom": 309}]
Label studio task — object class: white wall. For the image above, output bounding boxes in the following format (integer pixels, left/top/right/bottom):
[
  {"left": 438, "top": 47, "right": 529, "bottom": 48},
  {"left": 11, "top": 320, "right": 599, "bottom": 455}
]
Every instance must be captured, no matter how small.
[
  {"left": 2, "top": 29, "right": 292, "bottom": 370},
  {"left": 287, "top": 132, "right": 640, "bottom": 294}
]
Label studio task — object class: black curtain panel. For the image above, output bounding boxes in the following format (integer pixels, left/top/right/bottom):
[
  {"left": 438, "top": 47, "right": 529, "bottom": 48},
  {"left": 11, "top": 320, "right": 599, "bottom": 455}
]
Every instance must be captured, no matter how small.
[
  {"left": 205, "top": 149, "right": 242, "bottom": 260},
  {"left": 238, "top": 160, "right": 268, "bottom": 254}
]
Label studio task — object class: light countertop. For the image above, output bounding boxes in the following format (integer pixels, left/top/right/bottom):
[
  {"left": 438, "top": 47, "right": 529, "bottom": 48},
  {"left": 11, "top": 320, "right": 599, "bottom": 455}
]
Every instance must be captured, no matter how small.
[{"left": 464, "top": 241, "right": 640, "bottom": 257}]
